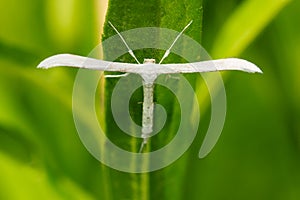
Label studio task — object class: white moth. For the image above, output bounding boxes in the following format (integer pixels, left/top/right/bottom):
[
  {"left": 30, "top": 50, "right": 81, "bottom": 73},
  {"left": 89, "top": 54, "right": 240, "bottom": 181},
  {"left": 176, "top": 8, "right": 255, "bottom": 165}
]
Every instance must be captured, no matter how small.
[{"left": 38, "top": 21, "right": 262, "bottom": 153}]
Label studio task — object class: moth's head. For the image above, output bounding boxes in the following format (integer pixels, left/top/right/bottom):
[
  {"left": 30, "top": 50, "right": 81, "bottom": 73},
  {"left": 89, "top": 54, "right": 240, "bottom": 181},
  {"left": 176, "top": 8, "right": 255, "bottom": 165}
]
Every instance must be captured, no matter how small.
[{"left": 143, "top": 58, "right": 156, "bottom": 64}]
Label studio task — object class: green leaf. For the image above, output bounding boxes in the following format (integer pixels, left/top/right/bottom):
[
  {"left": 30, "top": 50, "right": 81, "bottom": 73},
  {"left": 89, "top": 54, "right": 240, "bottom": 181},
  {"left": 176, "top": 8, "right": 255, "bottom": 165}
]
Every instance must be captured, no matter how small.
[
  {"left": 211, "top": 0, "right": 291, "bottom": 58},
  {"left": 102, "top": 0, "right": 203, "bottom": 200},
  {"left": 0, "top": 1, "right": 105, "bottom": 199},
  {"left": 0, "top": 151, "right": 95, "bottom": 200},
  {"left": 196, "top": 0, "right": 291, "bottom": 109}
]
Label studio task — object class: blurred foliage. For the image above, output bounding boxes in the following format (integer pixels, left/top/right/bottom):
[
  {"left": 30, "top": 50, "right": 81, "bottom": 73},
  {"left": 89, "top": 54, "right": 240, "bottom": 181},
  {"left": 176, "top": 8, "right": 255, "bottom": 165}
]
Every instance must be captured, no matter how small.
[{"left": 0, "top": 0, "right": 299, "bottom": 200}]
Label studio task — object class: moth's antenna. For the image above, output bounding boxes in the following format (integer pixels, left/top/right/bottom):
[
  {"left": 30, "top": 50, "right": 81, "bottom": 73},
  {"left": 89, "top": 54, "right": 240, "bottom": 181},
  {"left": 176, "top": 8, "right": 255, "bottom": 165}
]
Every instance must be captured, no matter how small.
[
  {"left": 108, "top": 21, "right": 141, "bottom": 64},
  {"left": 158, "top": 20, "right": 193, "bottom": 64}
]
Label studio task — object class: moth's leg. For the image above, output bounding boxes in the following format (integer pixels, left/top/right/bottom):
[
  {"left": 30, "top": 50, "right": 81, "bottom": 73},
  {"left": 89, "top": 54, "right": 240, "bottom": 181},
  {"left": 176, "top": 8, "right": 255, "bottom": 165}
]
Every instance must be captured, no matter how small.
[
  {"left": 104, "top": 72, "right": 129, "bottom": 78},
  {"left": 165, "top": 74, "right": 180, "bottom": 81}
]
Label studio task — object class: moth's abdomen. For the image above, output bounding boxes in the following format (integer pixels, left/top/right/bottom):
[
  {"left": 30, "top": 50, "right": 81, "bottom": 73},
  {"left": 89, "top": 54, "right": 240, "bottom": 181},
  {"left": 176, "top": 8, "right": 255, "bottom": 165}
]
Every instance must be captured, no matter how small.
[{"left": 142, "top": 83, "right": 154, "bottom": 138}]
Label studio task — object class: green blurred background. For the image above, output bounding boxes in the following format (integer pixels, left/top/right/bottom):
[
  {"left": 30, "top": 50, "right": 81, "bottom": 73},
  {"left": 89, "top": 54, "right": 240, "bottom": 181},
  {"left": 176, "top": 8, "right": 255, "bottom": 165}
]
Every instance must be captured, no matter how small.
[{"left": 0, "top": 0, "right": 299, "bottom": 199}]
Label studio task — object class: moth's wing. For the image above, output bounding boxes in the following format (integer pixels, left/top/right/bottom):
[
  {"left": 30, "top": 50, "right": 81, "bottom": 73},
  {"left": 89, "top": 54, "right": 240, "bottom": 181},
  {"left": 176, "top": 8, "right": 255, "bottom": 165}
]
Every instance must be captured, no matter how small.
[
  {"left": 160, "top": 58, "right": 262, "bottom": 74},
  {"left": 37, "top": 54, "right": 140, "bottom": 73}
]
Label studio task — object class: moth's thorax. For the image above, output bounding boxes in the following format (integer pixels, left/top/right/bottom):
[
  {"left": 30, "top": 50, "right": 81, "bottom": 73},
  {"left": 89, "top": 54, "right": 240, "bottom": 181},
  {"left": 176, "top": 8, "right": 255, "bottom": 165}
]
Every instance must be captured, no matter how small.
[
  {"left": 143, "top": 58, "right": 156, "bottom": 64},
  {"left": 141, "top": 58, "right": 157, "bottom": 83}
]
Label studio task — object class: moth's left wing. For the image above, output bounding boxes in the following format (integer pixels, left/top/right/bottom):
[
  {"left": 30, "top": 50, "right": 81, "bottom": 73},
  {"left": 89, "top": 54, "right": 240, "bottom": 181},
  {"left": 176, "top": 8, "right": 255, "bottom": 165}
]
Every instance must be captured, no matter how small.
[
  {"left": 160, "top": 58, "right": 262, "bottom": 74},
  {"left": 38, "top": 54, "right": 140, "bottom": 73}
]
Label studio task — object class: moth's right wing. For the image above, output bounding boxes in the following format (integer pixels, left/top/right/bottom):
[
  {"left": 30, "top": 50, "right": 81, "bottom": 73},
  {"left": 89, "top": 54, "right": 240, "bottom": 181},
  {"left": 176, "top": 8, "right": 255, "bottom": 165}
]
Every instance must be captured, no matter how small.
[
  {"left": 160, "top": 58, "right": 263, "bottom": 74},
  {"left": 37, "top": 54, "right": 140, "bottom": 73}
]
